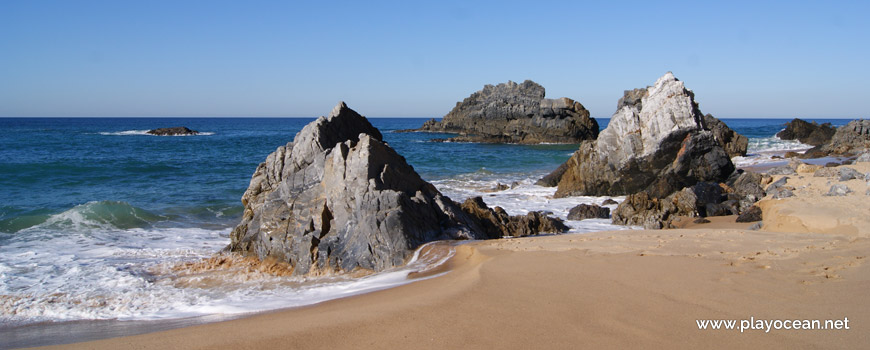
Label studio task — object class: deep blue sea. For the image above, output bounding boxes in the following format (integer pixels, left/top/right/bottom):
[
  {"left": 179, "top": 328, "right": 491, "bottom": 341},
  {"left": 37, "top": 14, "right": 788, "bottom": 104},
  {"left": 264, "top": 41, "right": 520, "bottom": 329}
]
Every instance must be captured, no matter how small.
[{"left": 0, "top": 116, "right": 854, "bottom": 346}]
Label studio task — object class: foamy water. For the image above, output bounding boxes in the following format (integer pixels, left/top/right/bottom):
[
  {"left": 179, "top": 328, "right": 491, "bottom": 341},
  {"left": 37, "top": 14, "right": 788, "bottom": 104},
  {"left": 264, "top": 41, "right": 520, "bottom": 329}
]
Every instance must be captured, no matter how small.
[
  {"left": 98, "top": 130, "right": 215, "bottom": 136},
  {"left": 0, "top": 173, "right": 631, "bottom": 327},
  {"left": 0, "top": 208, "right": 452, "bottom": 326}
]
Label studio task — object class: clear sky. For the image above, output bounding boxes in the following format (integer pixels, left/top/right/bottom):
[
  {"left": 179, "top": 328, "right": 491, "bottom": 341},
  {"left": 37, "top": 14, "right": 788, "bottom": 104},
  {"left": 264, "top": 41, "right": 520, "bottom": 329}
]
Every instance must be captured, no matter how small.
[{"left": 1, "top": 0, "right": 867, "bottom": 118}]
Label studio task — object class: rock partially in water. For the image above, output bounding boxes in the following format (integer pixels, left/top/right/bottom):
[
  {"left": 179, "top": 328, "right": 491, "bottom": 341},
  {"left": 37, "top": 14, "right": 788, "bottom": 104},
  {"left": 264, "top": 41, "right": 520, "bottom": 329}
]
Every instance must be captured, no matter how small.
[
  {"left": 776, "top": 118, "right": 836, "bottom": 146},
  {"left": 400, "top": 80, "right": 599, "bottom": 144},
  {"left": 567, "top": 204, "right": 611, "bottom": 220},
  {"left": 147, "top": 126, "right": 199, "bottom": 136},
  {"left": 228, "top": 102, "right": 567, "bottom": 276},
  {"left": 544, "top": 72, "right": 735, "bottom": 198},
  {"left": 460, "top": 197, "right": 568, "bottom": 238}
]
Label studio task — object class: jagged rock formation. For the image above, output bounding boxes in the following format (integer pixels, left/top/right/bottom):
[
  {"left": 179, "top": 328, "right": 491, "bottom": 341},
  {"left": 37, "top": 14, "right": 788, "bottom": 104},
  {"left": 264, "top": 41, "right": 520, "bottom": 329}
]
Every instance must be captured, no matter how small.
[
  {"left": 776, "top": 118, "right": 835, "bottom": 146},
  {"left": 459, "top": 197, "right": 568, "bottom": 238},
  {"left": 543, "top": 72, "right": 736, "bottom": 199},
  {"left": 147, "top": 126, "right": 199, "bottom": 136},
  {"left": 704, "top": 114, "right": 748, "bottom": 157},
  {"left": 821, "top": 119, "right": 870, "bottom": 155},
  {"left": 400, "top": 80, "right": 599, "bottom": 144},
  {"left": 612, "top": 178, "right": 762, "bottom": 229},
  {"left": 228, "top": 102, "right": 567, "bottom": 276}
]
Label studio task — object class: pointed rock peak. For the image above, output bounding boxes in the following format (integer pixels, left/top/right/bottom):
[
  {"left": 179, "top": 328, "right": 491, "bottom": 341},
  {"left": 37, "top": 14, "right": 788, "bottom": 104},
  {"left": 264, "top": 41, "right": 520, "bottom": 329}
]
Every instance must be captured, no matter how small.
[
  {"left": 657, "top": 71, "right": 678, "bottom": 83},
  {"left": 291, "top": 102, "right": 384, "bottom": 167},
  {"left": 329, "top": 101, "right": 350, "bottom": 119}
]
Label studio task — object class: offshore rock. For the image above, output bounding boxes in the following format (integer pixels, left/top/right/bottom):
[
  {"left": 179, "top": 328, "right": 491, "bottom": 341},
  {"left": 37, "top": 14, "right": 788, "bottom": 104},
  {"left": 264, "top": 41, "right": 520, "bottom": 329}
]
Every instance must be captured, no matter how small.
[
  {"left": 776, "top": 118, "right": 836, "bottom": 146},
  {"left": 546, "top": 72, "right": 735, "bottom": 198},
  {"left": 229, "top": 102, "right": 567, "bottom": 276},
  {"left": 822, "top": 119, "right": 870, "bottom": 155},
  {"left": 401, "top": 80, "right": 599, "bottom": 144},
  {"left": 147, "top": 126, "right": 199, "bottom": 136}
]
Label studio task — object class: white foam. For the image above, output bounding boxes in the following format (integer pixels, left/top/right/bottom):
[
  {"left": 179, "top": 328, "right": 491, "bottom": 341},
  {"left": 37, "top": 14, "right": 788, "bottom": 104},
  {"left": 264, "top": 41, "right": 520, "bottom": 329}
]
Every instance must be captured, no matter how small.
[
  {"left": 731, "top": 136, "right": 815, "bottom": 168},
  {"left": 98, "top": 130, "right": 215, "bottom": 136},
  {"left": 0, "top": 218, "right": 452, "bottom": 326},
  {"left": 431, "top": 172, "right": 636, "bottom": 233}
]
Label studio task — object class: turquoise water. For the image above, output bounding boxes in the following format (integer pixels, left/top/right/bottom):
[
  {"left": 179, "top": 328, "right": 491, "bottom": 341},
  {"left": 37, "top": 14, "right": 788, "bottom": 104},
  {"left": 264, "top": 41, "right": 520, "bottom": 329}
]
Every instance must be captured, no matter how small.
[{"left": 0, "top": 116, "right": 855, "bottom": 336}]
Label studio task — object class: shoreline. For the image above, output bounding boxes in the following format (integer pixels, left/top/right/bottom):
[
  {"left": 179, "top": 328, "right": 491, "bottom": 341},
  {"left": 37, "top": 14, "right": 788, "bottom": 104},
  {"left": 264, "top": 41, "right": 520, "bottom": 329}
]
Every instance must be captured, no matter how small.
[
  {"left": 29, "top": 190, "right": 870, "bottom": 349},
  {"left": 10, "top": 160, "right": 870, "bottom": 348}
]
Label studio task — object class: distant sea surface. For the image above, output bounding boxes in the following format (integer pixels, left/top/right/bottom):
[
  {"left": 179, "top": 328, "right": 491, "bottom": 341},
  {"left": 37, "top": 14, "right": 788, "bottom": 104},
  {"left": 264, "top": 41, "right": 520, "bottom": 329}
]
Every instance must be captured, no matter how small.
[{"left": 0, "top": 117, "right": 853, "bottom": 347}]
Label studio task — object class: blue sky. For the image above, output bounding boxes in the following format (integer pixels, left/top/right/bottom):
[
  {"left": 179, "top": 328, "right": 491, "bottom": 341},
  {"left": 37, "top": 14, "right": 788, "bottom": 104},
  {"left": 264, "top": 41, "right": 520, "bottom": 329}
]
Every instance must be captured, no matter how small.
[{"left": 1, "top": 0, "right": 867, "bottom": 118}]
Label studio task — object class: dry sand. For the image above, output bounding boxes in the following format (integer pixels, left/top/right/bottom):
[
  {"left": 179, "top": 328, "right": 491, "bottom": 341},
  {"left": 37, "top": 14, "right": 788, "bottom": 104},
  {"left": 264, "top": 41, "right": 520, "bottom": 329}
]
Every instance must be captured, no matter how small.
[{"left": 33, "top": 164, "right": 870, "bottom": 350}]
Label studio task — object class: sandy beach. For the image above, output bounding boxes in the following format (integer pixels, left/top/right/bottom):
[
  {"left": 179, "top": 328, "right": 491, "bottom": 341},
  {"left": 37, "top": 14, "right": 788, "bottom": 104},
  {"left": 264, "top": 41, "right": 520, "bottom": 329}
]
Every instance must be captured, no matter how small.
[{"left": 34, "top": 163, "right": 870, "bottom": 349}]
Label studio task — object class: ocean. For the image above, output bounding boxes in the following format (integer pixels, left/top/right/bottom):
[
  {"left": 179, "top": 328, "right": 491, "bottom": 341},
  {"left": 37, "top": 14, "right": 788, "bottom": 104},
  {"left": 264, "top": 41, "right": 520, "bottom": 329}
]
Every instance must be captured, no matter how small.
[{"left": 0, "top": 117, "right": 853, "bottom": 347}]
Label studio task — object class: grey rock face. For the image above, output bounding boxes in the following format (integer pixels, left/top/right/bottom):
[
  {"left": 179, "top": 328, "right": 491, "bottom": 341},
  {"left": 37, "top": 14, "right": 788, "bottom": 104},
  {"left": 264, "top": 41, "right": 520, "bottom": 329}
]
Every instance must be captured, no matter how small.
[
  {"left": 822, "top": 119, "right": 870, "bottom": 155},
  {"left": 401, "top": 80, "right": 599, "bottom": 144},
  {"left": 567, "top": 204, "right": 611, "bottom": 220},
  {"left": 546, "top": 73, "right": 735, "bottom": 198},
  {"left": 776, "top": 118, "right": 836, "bottom": 146},
  {"left": 765, "top": 177, "right": 789, "bottom": 193},
  {"left": 838, "top": 167, "right": 865, "bottom": 181},
  {"left": 855, "top": 152, "right": 870, "bottom": 163},
  {"left": 825, "top": 184, "right": 853, "bottom": 196},
  {"left": 147, "top": 126, "right": 199, "bottom": 136},
  {"left": 229, "top": 102, "right": 567, "bottom": 276}
]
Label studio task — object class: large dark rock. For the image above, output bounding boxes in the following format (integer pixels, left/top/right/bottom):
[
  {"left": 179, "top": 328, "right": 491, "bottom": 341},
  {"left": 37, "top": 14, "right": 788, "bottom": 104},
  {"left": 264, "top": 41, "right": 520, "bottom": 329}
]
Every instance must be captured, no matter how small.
[
  {"left": 822, "top": 119, "right": 870, "bottom": 155},
  {"left": 147, "top": 126, "right": 199, "bottom": 136},
  {"left": 567, "top": 204, "right": 610, "bottom": 220},
  {"left": 228, "top": 102, "right": 567, "bottom": 276},
  {"left": 704, "top": 114, "right": 748, "bottom": 157},
  {"left": 399, "top": 80, "right": 599, "bottom": 144},
  {"left": 544, "top": 73, "right": 735, "bottom": 199},
  {"left": 776, "top": 118, "right": 836, "bottom": 146},
  {"left": 611, "top": 182, "right": 730, "bottom": 229}
]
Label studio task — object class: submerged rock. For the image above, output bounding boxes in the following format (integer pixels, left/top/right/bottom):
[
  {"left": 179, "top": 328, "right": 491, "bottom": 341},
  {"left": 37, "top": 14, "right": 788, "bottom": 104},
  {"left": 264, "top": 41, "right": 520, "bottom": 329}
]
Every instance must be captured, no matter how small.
[
  {"left": 400, "top": 80, "right": 599, "bottom": 144},
  {"left": 544, "top": 72, "right": 736, "bottom": 198},
  {"left": 147, "top": 126, "right": 199, "bottom": 136},
  {"left": 229, "top": 102, "right": 567, "bottom": 276},
  {"left": 776, "top": 118, "right": 836, "bottom": 146}
]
